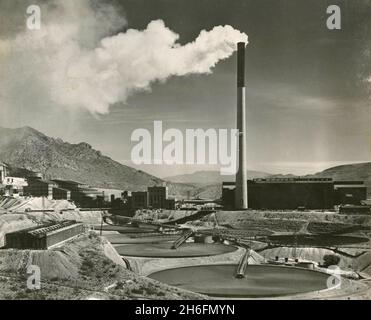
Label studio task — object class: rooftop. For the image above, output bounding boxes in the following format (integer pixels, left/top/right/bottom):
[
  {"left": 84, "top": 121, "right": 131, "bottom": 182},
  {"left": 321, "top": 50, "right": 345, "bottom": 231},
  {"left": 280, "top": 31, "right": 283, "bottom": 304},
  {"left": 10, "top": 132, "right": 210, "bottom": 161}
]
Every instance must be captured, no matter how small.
[
  {"left": 8, "top": 220, "right": 80, "bottom": 238},
  {"left": 253, "top": 177, "right": 333, "bottom": 183},
  {"left": 223, "top": 178, "right": 366, "bottom": 186}
]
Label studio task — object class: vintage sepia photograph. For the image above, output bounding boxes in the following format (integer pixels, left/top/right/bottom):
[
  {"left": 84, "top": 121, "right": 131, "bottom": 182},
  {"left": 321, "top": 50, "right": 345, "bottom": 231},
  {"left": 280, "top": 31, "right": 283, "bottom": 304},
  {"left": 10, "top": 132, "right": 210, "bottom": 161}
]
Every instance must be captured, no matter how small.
[{"left": 0, "top": 0, "right": 371, "bottom": 306}]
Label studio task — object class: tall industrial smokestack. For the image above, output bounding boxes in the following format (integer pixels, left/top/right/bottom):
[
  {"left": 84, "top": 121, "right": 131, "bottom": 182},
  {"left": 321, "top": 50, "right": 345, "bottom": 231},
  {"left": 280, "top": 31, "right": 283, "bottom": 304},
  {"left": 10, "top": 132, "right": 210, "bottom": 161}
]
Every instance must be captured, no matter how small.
[{"left": 235, "top": 42, "right": 248, "bottom": 209}]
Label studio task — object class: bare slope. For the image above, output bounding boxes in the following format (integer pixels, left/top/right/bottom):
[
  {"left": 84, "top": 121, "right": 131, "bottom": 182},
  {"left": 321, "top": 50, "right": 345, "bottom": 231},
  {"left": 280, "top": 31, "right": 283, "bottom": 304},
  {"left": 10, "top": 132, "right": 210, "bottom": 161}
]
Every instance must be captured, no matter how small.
[
  {"left": 313, "top": 162, "right": 371, "bottom": 181},
  {"left": 0, "top": 127, "right": 198, "bottom": 196}
]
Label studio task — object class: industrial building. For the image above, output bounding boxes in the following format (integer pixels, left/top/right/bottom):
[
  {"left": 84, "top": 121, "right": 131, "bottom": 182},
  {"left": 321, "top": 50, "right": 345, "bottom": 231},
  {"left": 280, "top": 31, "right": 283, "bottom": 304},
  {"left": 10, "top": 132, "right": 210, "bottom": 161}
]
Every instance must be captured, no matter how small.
[
  {"left": 23, "top": 178, "right": 61, "bottom": 199},
  {"left": 50, "top": 179, "right": 103, "bottom": 204},
  {"left": 4, "top": 221, "right": 84, "bottom": 249},
  {"left": 24, "top": 178, "right": 109, "bottom": 206},
  {"left": 148, "top": 186, "right": 168, "bottom": 209},
  {"left": 23, "top": 178, "right": 74, "bottom": 201},
  {"left": 94, "top": 188, "right": 124, "bottom": 202},
  {"left": 1, "top": 168, "right": 127, "bottom": 207},
  {"left": 228, "top": 42, "right": 369, "bottom": 212},
  {"left": 222, "top": 178, "right": 367, "bottom": 210},
  {"left": 1, "top": 177, "right": 28, "bottom": 196},
  {"left": 333, "top": 181, "right": 367, "bottom": 205},
  {"left": 131, "top": 191, "right": 148, "bottom": 209},
  {"left": 130, "top": 186, "right": 175, "bottom": 210},
  {"left": 247, "top": 178, "right": 334, "bottom": 210},
  {"left": 1, "top": 164, "right": 29, "bottom": 196}
]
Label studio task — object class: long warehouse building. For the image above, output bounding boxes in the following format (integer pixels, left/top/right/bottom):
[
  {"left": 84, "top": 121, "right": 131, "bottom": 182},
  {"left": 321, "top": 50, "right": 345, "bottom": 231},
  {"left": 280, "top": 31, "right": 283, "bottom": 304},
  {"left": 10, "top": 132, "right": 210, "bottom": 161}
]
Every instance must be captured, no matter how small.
[
  {"left": 222, "top": 178, "right": 367, "bottom": 210},
  {"left": 4, "top": 221, "right": 84, "bottom": 250}
]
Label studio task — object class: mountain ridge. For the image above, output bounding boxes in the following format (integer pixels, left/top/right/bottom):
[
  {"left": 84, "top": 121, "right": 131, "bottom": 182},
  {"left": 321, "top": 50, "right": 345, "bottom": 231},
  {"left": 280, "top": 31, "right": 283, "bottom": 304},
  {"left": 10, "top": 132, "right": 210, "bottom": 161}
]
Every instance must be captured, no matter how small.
[{"left": 0, "top": 126, "right": 164, "bottom": 191}]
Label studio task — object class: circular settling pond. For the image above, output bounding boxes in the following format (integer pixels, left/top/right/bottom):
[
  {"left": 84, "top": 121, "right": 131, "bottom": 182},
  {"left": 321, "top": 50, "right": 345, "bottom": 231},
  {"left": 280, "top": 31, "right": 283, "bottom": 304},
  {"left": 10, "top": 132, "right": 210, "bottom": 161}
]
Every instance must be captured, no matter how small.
[
  {"left": 149, "top": 264, "right": 331, "bottom": 297},
  {"left": 105, "top": 234, "right": 179, "bottom": 244},
  {"left": 267, "top": 234, "right": 369, "bottom": 246},
  {"left": 115, "top": 243, "right": 237, "bottom": 258}
]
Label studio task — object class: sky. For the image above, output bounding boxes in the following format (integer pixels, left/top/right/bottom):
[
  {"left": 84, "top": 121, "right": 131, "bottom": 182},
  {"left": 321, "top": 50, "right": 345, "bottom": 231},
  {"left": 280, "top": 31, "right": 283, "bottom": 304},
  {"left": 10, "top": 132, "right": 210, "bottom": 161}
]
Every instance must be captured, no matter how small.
[{"left": 0, "top": 0, "right": 370, "bottom": 177}]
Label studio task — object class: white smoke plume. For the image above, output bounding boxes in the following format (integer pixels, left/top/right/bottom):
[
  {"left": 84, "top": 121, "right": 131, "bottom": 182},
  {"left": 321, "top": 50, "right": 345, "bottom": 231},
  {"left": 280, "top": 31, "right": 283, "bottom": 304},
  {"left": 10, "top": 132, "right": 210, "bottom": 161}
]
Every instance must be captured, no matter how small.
[{"left": 0, "top": 0, "right": 248, "bottom": 114}]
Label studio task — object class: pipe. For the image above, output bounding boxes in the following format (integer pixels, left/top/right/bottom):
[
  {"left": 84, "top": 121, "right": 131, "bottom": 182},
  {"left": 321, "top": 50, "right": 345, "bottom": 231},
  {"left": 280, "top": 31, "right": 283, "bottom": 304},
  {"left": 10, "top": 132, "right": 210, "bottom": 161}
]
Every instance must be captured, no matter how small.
[{"left": 235, "top": 248, "right": 250, "bottom": 278}]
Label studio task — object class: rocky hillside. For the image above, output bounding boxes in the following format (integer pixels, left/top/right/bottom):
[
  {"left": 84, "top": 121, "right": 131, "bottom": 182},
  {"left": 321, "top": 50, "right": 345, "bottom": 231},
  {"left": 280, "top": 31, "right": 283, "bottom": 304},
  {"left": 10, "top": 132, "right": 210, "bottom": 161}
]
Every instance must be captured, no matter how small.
[{"left": 0, "top": 126, "right": 163, "bottom": 191}]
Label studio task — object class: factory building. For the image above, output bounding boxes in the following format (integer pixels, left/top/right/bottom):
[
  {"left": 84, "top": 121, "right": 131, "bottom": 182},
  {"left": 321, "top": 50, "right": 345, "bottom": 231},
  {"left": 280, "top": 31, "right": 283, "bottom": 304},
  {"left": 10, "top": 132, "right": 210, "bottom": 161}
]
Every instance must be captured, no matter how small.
[
  {"left": 23, "top": 178, "right": 70, "bottom": 200},
  {"left": 165, "top": 198, "right": 176, "bottom": 210},
  {"left": 247, "top": 178, "right": 334, "bottom": 210},
  {"left": 23, "top": 178, "right": 59, "bottom": 199},
  {"left": 333, "top": 181, "right": 367, "bottom": 205},
  {"left": 131, "top": 191, "right": 148, "bottom": 209},
  {"left": 148, "top": 186, "right": 168, "bottom": 209},
  {"left": 222, "top": 178, "right": 367, "bottom": 210},
  {"left": 120, "top": 190, "right": 132, "bottom": 208},
  {"left": 94, "top": 188, "right": 124, "bottom": 202},
  {"left": 25, "top": 178, "right": 106, "bottom": 206},
  {"left": 130, "top": 186, "right": 175, "bottom": 210},
  {"left": 228, "top": 42, "right": 369, "bottom": 212},
  {"left": 51, "top": 179, "right": 102, "bottom": 203},
  {"left": 7, "top": 172, "right": 123, "bottom": 207},
  {"left": 52, "top": 187, "right": 71, "bottom": 200},
  {"left": 4, "top": 221, "right": 84, "bottom": 249},
  {"left": 2, "top": 177, "right": 28, "bottom": 196},
  {"left": 222, "top": 182, "right": 237, "bottom": 210}
]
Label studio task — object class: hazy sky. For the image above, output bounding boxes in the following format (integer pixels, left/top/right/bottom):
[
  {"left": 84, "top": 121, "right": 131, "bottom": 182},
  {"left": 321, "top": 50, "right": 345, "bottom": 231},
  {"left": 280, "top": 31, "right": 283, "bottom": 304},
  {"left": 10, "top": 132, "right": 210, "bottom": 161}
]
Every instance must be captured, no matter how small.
[{"left": 0, "top": 0, "right": 370, "bottom": 177}]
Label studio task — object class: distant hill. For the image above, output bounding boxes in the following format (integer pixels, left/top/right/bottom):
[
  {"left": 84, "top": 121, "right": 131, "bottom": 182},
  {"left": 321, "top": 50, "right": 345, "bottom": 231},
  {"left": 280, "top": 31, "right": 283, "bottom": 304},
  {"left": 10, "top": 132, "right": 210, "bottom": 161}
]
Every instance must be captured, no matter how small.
[
  {"left": 191, "top": 184, "right": 222, "bottom": 200},
  {"left": 165, "top": 170, "right": 271, "bottom": 185},
  {"left": 312, "top": 162, "right": 371, "bottom": 181},
  {"left": 0, "top": 126, "right": 166, "bottom": 192}
]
